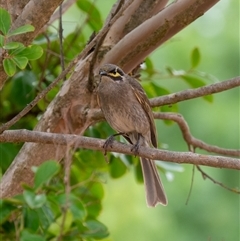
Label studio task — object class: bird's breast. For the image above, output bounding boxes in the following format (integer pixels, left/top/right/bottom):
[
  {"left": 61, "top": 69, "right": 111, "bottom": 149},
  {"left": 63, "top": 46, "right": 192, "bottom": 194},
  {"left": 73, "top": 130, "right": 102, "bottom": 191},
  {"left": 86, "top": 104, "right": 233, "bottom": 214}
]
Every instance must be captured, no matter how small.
[{"left": 98, "top": 79, "right": 150, "bottom": 135}]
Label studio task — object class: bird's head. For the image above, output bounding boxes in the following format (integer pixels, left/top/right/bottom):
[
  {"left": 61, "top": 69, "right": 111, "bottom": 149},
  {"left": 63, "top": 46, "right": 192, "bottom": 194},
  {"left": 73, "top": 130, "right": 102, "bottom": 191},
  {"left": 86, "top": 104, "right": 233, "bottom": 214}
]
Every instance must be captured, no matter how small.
[{"left": 99, "top": 64, "right": 125, "bottom": 81}]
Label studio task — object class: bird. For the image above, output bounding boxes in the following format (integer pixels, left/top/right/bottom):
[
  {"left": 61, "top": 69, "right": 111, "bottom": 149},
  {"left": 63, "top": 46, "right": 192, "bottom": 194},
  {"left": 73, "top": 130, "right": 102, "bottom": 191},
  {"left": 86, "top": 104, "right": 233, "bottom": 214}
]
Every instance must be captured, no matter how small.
[{"left": 97, "top": 63, "right": 167, "bottom": 207}]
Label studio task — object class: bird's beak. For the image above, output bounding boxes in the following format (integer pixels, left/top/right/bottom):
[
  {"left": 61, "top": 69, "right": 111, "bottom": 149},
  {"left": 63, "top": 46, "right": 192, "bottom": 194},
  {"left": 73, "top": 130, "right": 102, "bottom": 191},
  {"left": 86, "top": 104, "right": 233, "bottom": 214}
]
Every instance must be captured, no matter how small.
[{"left": 99, "top": 70, "right": 107, "bottom": 76}]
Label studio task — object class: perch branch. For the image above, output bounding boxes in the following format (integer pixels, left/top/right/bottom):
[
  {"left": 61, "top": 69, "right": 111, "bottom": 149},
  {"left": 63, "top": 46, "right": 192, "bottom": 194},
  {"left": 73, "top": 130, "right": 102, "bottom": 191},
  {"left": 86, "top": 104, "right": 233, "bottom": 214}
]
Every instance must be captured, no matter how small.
[{"left": 0, "top": 130, "right": 239, "bottom": 170}]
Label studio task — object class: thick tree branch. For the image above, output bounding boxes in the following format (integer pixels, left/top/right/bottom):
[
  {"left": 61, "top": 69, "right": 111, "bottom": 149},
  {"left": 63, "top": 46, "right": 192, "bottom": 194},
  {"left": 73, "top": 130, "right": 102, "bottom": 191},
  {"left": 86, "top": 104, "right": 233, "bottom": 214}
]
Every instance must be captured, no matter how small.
[
  {"left": 0, "top": 130, "right": 239, "bottom": 173},
  {"left": 102, "top": 0, "right": 219, "bottom": 73}
]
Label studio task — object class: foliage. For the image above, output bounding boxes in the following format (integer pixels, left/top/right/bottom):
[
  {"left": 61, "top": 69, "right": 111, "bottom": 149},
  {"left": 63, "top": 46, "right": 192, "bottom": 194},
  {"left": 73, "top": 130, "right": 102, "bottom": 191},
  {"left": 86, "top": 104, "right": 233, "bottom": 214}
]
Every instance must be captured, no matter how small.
[
  {"left": 0, "top": 8, "right": 43, "bottom": 76},
  {"left": 0, "top": 160, "right": 109, "bottom": 241}
]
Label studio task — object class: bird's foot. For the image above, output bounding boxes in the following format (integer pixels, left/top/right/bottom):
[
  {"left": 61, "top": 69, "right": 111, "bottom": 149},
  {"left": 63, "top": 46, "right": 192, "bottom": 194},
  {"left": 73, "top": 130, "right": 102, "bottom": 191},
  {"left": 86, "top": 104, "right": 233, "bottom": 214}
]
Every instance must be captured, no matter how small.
[
  {"left": 103, "top": 135, "right": 115, "bottom": 151},
  {"left": 131, "top": 142, "right": 140, "bottom": 156},
  {"left": 103, "top": 133, "right": 124, "bottom": 155}
]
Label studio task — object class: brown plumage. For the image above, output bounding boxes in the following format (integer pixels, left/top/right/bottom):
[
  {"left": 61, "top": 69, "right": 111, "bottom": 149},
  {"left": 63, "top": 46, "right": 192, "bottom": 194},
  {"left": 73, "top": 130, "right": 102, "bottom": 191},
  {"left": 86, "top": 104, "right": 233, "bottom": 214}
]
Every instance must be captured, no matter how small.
[{"left": 97, "top": 63, "right": 167, "bottom": 207}]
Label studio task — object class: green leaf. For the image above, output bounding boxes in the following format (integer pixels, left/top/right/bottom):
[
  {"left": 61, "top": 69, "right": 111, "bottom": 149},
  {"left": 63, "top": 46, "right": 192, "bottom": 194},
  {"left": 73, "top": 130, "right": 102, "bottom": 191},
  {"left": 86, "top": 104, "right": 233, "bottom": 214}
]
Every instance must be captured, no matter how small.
[
  {"left": 13, "top": 56, "right": 28, "bottom": 69},
  {"left": 8, "top": 24, "right": 35, "bottom": 37},
  {"left": 134, "top": 160, "right": 143, "bottom": 183},
  {"left": 202, "top": 94, "right": 213, "bottom": 103},
  {"left": 82, "top": 220, "right": 109, "bottom": 239},
  {"left": 0, "top": 200, "right": 17, "bottom": 224},
  {"left": 144, "top": 58, "right": 155, "bottom": 76},
  {"left": 34, "top": 160, "right": 60, "bottom": 190},
  {"left": 109, "top": 156, "right": 127, "bottom": 178},
  {"left": 76, "top": 0, "right": 102, "bottom": 31},
  {"left": 180, "top": 74, "right": 206, "bottom": 88},
  {"left": 23, "top": 190, "right": 47, "bottom": 209},
  {"left": 9, "top": 71, "right": 37, "bottom": 109},
  {"left": 191, "top": 47, "right": 201, "bottom": 68},
  {"left": 151, "top": 82, "right": 170, "bottom": 97},
  {"left": 20, "top": 230, "right": 46, "bottom": 241},
  {"left": 180, "top": 74, "right": 213, "bottom": 102},
  {"left": 3, "top": 58, "right": 16, "bottom": 76},
  {"left": 0, "top": 8, "right": 11, "bottom": 35},
  {"left": 53, "top": 193, "right": 87, "bottom": 222},
  {"left": 8, "top": 43, "right": 26, "bottom": 55},
  {"left": 16, "top": 44, "right": 43, "bottom": 60},
  {"left": 48, "top": 209, "right": 73, "bottom": 236},
  {"left": 3, "top": 41, "right": 20, "bottom": 49},
  {"left": 24, "top": 208, "right": 40, "bottom": 232},
  {"left": 0, "top": 34, "right": 5, "bottom": 46}
]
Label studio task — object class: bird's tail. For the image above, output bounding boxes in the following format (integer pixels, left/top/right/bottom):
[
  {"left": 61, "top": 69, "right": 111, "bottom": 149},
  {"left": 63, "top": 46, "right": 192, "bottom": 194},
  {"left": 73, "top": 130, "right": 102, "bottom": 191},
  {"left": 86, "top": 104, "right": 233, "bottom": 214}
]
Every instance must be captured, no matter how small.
[{"left": 140, "top": 157, "right": 167, "bottom": 207}]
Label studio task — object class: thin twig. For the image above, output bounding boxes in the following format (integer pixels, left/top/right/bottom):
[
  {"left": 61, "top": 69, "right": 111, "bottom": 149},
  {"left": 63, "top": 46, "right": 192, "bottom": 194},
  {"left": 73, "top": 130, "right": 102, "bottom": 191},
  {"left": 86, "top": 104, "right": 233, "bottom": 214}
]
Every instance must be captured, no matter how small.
[
  {"left": 58, "top": 4, "right": 65, "bottom": 78},
  {"left": 56, "top": 146, "right": 72, "bottom": 241},
  {"left": 185, "top": 165, "right": 196, "bottom": 205},
  {"left": 196, "top": 165, "right": 240, "bottom": 194}
]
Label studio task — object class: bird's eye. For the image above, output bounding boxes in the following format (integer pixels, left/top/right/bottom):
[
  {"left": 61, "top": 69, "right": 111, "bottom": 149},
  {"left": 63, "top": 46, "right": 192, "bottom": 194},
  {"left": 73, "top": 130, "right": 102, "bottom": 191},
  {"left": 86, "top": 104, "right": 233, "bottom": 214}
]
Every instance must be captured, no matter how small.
[{"left": 109, "top": 70, "right": 121, "bottom": 78}]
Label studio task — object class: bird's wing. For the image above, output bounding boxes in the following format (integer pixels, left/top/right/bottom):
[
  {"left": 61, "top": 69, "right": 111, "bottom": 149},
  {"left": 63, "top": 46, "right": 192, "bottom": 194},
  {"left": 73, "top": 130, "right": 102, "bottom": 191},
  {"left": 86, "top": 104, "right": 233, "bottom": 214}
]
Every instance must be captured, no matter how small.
[{"left": 127, "top": 76, "right": 157, "bottom": 148}]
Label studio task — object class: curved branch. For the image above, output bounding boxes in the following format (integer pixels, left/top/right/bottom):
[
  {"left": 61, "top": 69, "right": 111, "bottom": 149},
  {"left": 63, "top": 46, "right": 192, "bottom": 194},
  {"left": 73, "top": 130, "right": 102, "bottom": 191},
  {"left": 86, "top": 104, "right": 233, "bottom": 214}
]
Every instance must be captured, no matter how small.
[{"left": 154, "top": 112, "right": 240, "bottom": 157}]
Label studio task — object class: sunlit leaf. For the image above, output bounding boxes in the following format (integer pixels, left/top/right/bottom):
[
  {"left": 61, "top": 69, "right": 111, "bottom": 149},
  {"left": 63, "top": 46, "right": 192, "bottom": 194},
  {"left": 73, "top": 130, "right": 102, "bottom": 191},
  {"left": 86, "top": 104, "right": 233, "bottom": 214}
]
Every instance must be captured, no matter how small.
[
  {"left": 13, "top": 56, "right": 28, "bottom": 69},
  {"left": 3, "top": 58, "right": 16, "bottom": 76},
  {"left": 8, "top": 24, "right": 35, "bottom": 37},
  {"left": 191, "top": 47, "right": 201, "bottom": 68},
  {"left": 3, "top": 41, "right": 20, "bottom": 49},
  {"left": 0, "top": 8, "right": 11, "bottom": 35},
  {"left": 202, "top": 94, "right": 214, "bottom": 102},
  {"left": 16, "top": 45, "right": 43, "bottom": 60},
  {"left": 8, "top": 43, "right": 26, "bottom": 55},
  {"left": 48, "top": 210, "right": 73, "bottom": 236},
  {"left": 23, "top": 190, "right": 47, "bottom": 209}
]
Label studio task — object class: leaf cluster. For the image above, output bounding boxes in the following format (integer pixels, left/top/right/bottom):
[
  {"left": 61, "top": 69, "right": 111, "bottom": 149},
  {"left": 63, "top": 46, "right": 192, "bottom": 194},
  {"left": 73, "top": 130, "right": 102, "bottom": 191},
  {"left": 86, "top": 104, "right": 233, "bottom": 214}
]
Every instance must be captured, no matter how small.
[
  {"left": 0, "top": 160, "right": 109, "bottom": 241},
  {"left": 0, "top": 8, "right": 43, "bottom": 76}
]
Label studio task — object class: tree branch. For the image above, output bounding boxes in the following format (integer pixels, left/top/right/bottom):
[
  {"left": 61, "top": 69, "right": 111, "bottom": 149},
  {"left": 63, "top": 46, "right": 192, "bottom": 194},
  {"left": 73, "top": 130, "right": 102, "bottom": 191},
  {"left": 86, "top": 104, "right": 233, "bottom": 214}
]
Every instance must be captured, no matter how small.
[
  {"left": 154, "top": 112, "right": 240, "bottom": 157},
  {"left": 150, "top": 76, "right": 240, "bottom": 106},
  {"left": 102, "top": 0, "right": 220, "bottom": 73},
  {"left": 0, "top": 130, "right": 239, "bottom": 173}
]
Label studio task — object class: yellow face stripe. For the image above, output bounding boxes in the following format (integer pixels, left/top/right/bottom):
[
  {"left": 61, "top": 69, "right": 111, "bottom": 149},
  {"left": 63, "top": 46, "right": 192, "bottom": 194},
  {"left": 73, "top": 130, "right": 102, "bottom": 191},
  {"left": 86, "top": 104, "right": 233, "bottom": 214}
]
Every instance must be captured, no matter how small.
[{"left": 108, "top": 72, "right": 121, "bottom": 78}]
